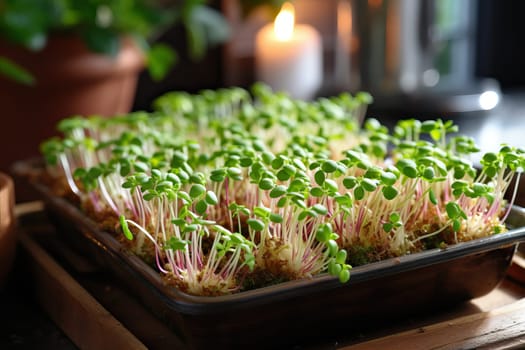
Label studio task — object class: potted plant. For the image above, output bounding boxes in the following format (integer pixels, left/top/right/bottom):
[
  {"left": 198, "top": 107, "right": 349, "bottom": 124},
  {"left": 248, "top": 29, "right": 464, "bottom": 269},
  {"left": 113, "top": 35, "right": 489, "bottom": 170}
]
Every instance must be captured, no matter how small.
[
  {"left": 0, "top": 172, "right": 15, "bottom": 288},
  {"left": 0, "top": 0, "right": 232, "bottom": 176}
]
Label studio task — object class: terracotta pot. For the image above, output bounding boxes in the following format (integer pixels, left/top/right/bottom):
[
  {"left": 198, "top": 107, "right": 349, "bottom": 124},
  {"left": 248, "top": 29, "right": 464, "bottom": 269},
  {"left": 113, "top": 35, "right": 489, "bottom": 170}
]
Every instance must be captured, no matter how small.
[
  {"left": 0, "top": 172, "right": 16, "bottom": 288},
  {"left": 0, "top": 35, "right": 145, "bottom": 174}
]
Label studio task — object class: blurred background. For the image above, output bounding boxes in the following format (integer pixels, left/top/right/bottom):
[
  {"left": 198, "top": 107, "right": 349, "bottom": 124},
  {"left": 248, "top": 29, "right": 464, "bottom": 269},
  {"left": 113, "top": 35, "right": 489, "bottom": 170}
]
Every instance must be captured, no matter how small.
[
  {"left": 1, "top": 0, "right": 525, "bottom": 175},
  {"left": 135, "top": 0, "right": 525, "bottom": 110}
]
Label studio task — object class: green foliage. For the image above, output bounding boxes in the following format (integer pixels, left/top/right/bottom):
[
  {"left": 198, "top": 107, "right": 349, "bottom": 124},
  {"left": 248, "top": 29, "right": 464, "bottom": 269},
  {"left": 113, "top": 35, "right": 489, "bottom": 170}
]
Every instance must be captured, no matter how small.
[
  {"left": 165, "top": 237, "right": 189, "bottom": 251},
  {"left": 40, "top": 84, "right": 525, "bottom": 296},
  {"left": 0, "top": 56, "right": 35, "bottom": 85},
  {"left": 0, "top": 0, "right": 273, "bottom": 83},
  {"left": 119, "top": 215, "right": 134, "bottom": 240}
]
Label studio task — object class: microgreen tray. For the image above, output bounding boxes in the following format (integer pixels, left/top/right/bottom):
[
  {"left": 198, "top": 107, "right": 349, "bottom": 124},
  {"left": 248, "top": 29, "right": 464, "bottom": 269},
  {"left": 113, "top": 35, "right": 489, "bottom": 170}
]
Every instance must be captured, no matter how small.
[{"left": 14, "top": 159, "right": 525, "bottom": 349}]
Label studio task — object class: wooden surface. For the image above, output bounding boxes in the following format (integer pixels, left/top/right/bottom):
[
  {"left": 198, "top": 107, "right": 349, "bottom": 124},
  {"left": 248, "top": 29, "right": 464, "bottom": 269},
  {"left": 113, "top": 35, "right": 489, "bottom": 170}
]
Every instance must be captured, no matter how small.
[
  {"left": 15, "top": 202, "right": 525, "bottom": 350},
  {"left": 346, "top": 296, "right": 525, "bottom": 350},
  {"left": 16, "top": 202, "right": 186, "bottom": 350},
  {"left": 508, "top": 253, "right": 525, "bottom": 285},
  {"left": 16, "top": 203, "right": 147, "bottom": 350}
]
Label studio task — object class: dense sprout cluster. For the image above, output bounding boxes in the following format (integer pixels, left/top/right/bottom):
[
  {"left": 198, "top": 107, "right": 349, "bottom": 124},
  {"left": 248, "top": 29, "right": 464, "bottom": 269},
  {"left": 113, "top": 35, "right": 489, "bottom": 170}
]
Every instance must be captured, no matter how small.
[{"left": 41, "top": 84, "right": 525, "bottom": 296}]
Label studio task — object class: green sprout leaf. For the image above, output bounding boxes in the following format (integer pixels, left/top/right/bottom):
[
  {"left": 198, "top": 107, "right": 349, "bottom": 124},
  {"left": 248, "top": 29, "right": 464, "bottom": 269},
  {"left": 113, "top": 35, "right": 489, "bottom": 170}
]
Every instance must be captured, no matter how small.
[
  {"left": 343, "top": 176, "right": 357, "bottom": 189},
  {"left": 382, "top": 186, "right": 398, "bottom": 200},
  {"left": 189, "top": 184, "right": 206, "bottom": 199},
  {"left": 483, "top": 152, "right": 498, "bottom": 163},
  {"left": 339, "top": 268, "right": 351, "bottom": 283},
  {"left": 445, "top": 202, "right": 467, "bottom": 225},
  {"left": 321, "top": 160, "right": 338, "bottom": 173},
  {"left": 247, "top": 218, "right": 265, "bottom": 231},
  {"left": 269, "top": 213, "right": 283, "bottom": 223},
  {"left": 165, "top": 237, "right": 188, "bottom": 251},
  {"left": 429, "top": 189, "right": 438, "bottom": 205},
  {"left": 422, "top": 167, "right": 435, "bottom": 180},
  {"left": 269, "top": 185, "right": 287, "bottom": 198},
  {"left": 210, "top": 169, "right": 226, "bottom": 182},
  {"left": 323, "top": 179, "right": 339, "bottom": 193},
  {"left": 253, "top": 206, "right": 270, "bottom": 218},
  {"left": 397, "top": 159, "right": 418, "bottom": 178},
  {"left": 119, "top": 215, "right": 133, "bottom": 240},
  {"left": 183, "top": 224, "right": 199, "bottom": 232},
  {"left": 327, "top": 239, "right": 338, "bottom": 257},
  {"left": 335, "top": 249, "right": 347, "bottom": 264},
  {"left": 315, "top": 223, "right": 332, "bottom": 243},
  {"left": 354, "top": 185, "right": 365, "bottom": 200},
  {"left": 259, "top": 178, "right": 274, "bottom": 190},
  {"left": 314, "top": 170, "right": 326, "bottom": 186},
  {"left": 195, "top": 199, "right": 208, "bottom": 215},
  {"left": 310, "top": 187, "right": 324, "bottom": 197},
  {"left": 271, "top": 156, "right": 285, "bottom": 169},
  {"left": 380, "top": 172, "right": 397, "bottom": 186},
  {"left": 361, "top": 178, "right": 378, "bottom": 192},
  {"left": 205, "top": 191, "right": 218, "bottom": 205},
  {"left": 312, "top": 203, "right": 328, "bottom": 215}
]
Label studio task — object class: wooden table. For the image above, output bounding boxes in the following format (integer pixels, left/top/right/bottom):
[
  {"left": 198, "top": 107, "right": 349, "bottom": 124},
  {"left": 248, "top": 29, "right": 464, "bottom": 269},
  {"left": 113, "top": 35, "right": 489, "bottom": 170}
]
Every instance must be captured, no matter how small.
[{"left": 14, "top": 202, "right": 525, "bottom": 349}]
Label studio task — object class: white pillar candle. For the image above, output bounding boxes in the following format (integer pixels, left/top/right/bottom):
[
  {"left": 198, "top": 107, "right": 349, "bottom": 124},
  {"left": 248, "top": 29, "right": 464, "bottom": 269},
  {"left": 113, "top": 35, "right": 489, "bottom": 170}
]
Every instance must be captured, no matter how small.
[{"left": 255, "top": 2, "right": 322, "bottom": 100}]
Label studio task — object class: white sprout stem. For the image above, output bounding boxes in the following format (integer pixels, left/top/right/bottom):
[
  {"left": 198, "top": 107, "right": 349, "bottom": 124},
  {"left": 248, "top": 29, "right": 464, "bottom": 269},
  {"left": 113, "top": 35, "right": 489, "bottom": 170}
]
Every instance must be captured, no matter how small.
[
  {"left": 410, "top": 222, "right": 451, "bottom": 244},
  {"left": 124, "top": 219, "right": 169, "bottom": 274},
  {"left": 97, "top": 178, "right": 119, "bottom": 215},
  {"left": 501, "top": 171, "right": 521, "bottom": 223},
  {"left": 59, "top": 154, "right": 81, "bottom": 196}
]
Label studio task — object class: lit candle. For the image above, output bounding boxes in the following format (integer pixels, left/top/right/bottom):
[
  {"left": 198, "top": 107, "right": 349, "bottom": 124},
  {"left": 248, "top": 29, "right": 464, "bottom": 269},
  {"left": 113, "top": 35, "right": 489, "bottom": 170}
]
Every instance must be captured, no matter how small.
[{"left": 255, "top": 2, "right": 322, "bottom": 100}]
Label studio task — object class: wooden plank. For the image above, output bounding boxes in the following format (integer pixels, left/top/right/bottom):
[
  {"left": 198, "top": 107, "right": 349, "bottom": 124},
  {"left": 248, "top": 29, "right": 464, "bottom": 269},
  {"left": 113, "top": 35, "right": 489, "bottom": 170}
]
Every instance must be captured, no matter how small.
[
  {"left": 344, "top": 298, "right": 525, "bottom": 350},
  {"left": 508, "top": 253, "right": 525, "bottom": 285},
  {"left": 18, "top": 229, "right": 147, "bottom": 350}
]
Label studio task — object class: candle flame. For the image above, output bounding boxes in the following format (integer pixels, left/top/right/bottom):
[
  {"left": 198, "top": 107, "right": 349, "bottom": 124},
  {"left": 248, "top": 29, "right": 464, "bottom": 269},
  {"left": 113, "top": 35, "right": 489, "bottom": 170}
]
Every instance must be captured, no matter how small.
[{"left": 274, "top": 2, "right": 295, "bottom": 41}]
